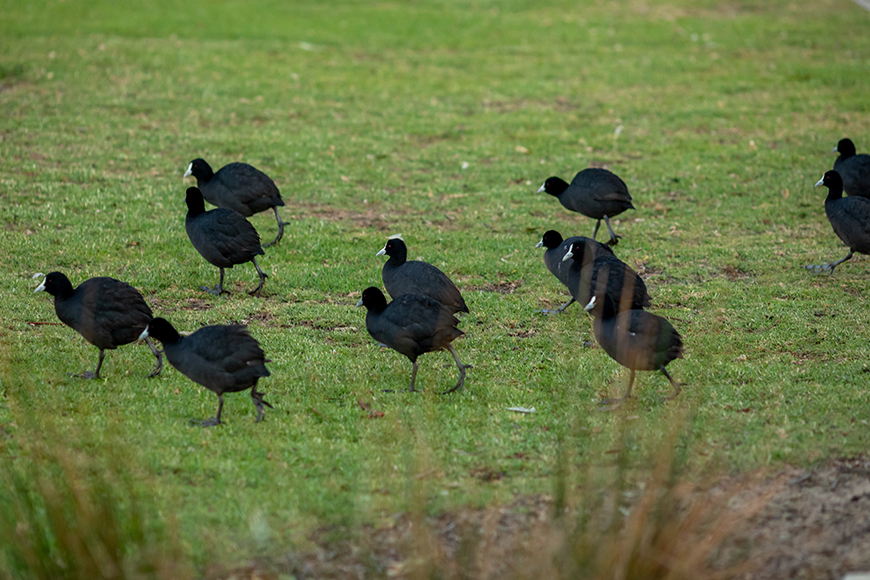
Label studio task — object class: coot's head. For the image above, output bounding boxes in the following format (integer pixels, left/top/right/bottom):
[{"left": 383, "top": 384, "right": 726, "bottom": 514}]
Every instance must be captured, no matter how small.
[
  {"left": 183, "top": 158, "right": 214, "bottom": 180},
  {"left": 815, "top": 170, "right": 843, "bottom": 190},
  {"left": 536, "top": 230, "right": 563, "bottom": 249},
  {"left": 356, "top": 287, "right": 388, "bottom": 312},
  {"left": 376, "top": 236, "right": 407, "bottom": 259},
  {"left": 833, "top": 138, "right": 856, "bottom": 158},
  {"left": 34, "top": 271, "right": 73, "bottom": 297},
  {"left": 185, "top": 187, "right": 207, "bottom": 214},
  {"left": 537, "top": 177, "right": 569, "bottom": 197}
]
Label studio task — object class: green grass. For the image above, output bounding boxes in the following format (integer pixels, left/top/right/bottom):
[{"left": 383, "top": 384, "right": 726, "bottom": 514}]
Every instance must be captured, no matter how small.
[{"left": 2, "top": 0, "right": 870, "bottom": 574}]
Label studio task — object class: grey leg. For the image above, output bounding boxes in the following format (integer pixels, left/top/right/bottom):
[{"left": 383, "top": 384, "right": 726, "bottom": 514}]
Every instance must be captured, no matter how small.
[
  {"left": 145, "top": 337, "right": 163, "bottom": 378},
  {"left": 602, "top": 215, "right": 621, "bottom": 246},
  {"left": 263, "top": 207, "right": 284, "bottom": 248},
  {"left": 659, "top": 367, "right": 683, "bottom": 400},
  {"left": 539, "top": 297, "right": 575, "bottom": 315},
  {"left": 73, "top": 348, "right": 105, "bottom": 379},
  {"left": 201, "top": 268, "right": 229, "bottom": 295},
  {"left": 408, "top": 361, "right": 419, "bottom": 392},
  {"left": 600, "top": 369, "right": 635, "bottom": 410},
  {"left": 440, "top": 344, "right": 472, "bottom": 394},
  {"left": 249, "top": 257, "right": 268, "bottom": 296},
  {"left": 195, "top": 394, "right": 224, "bottom": 427},
  {"left": 592, "top": 219, "right": 602, "bottom": 240},
  {"left": 806, "top": 250, "right": 854, "bottom": 275},
  {"left": 250, "top": 385, "right": 274, "bottom": 423}
]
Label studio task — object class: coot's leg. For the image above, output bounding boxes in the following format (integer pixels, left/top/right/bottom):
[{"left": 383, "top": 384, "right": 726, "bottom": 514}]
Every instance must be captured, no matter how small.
[
  {"left": 73, "top": 348, "right": 106, "bottom": 379},
  {"left": 201, "top": 268, "right": 229, "bottom": 295},
  {"left": 263, "top": 207, "right": 284, "bottom": 248},
  {"left": 440, "top": 344, "right": 472, "bottom": 394},
  {"left": 539, "top": 297, "right": 575, "bottom": 315},
  {"left": 145, "top": 337, "right": 163, "bottom": 378},
  {"left": 659, "top": 367, "right": 683, "bottom": 400},
  {"left": 407, "top": 361, "right": 420, "bottom": 392},
  {"left": 602, "top": 215, "right": 621, "bottom": 246},
  {"left": 600, "top": 369, "right": 635, "bottom": 410},
  {"left": 249, "top": 257, "right": 268, "bottom": 296},
  {"left": 251, "top": 385, "right": 274, "bottom": 423},
  {"left": 195, "top": 394, "right": 224, "bottom": 427},
  {"left": 806, "top": 250, "right": 854, "bottom": 275},
  {"left": 591, "top": 219, "right": 602, "bottom": 240}
]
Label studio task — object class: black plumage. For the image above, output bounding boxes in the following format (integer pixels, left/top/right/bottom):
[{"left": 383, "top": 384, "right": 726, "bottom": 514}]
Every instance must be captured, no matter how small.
[
  {"left": 535, "top": 229, "right": 614, "bottom": 314},
  {"left": 185, "top": 187, "right": 268, "bottom": 296},
  {"left": 138, "top": 317, "right": 272, "bottom": 426},
  {"left": 184, "top": 158, "right": 286, "bottom": 246},
  {"left": 377, "top": 237, "right": 468, "bottom": 314},
  {"left": 585, "top": 294, "right": 684, "bottom": 407},
  {"left": 832, "top": 138, "right": 870, "bottom": 199},
  {"left": 537, "top": 168, "right": 634, "bottom": 245},
  {"left": 357, "top": 287, "right": 470, "bottom": 394},
  {"left": 806, "top": 170, "right": 870, "bottom": 275},
  {"left": 34, "top": 272, "right": 162, "bottom": 379},
  {"left": 562, "top": 241, "right": 651, "bottom": 312}
]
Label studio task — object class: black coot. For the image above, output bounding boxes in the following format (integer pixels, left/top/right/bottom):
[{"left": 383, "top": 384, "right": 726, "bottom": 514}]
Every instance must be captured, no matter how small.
[
  {"left": 184, "top": 158, "right": 286, "bottom": 246},
  {"left": 562, "top": 241, "right": 651, "bottom": 312},
  {"left": 377, "top": 237, "right": 468, "bottom": 314},
  {"left": 585, "top": 294, "right": 683, "bottom": 407},
  {"left": 538, "top": 168, "right": 634, "bottom": 245},
  {"left": 357, "top": 287, "right": 470, "bottom": 394},
  {"left": 139, "top": 317, "right": 273, "bottom": 426},
  {"left": 806, "top": 170, "right": 870, "bottom": 274},
  {"left": 535, "top": 229, "right": 614, "bottom": 314},
  {"left": 34, "top": 272, "right": 162, "bottom": 379},
  {"left": 832, "top": 139, "right": 870, "bottom": 199},
  {"left": 185, "top": 187, "right": 268, "bottom": 296}
]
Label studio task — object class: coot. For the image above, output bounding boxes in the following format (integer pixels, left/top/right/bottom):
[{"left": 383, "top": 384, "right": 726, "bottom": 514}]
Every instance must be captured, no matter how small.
[
  {"left": 562, "top": 241, "right": 651, "bottom": 312},
  {"left": 535, "top": 229, "right": 613, "bottom": 314},
  {"left": 185, "top": 187, "right": 268, "bottom": 296},
  {"left": 806, "top": 170, "right": 870, "bottom": 274},
  {"left": 357, "top": 287, "right": 470, "bottom": 394},
  {"left": 832, "top": 139, "right": 870, "bottom": 198},
  {"left": 538, "top": 168, "right": 634, "bottom": 245},
  {"left": 184, "top": 158, "right": 286, "bottom": 246},
  {"left": 138, "top": 317, "right": 273, "bottom": 426},
  {"left": 34, "top": 272, "right": 162, "bottom": 379},
  {"left": 377, "top": 237, "right": 468, "bottom": 314},
  {"left": 585, "top": 295, "right": 683, "bottom": 407}
]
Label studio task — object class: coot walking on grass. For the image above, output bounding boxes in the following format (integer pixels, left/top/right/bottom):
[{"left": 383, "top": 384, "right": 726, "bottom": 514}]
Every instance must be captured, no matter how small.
[
  {"left": 832, "top": 139, "right": 870, "bottom": 199},
  {"left": 357, "top": 287, "right": 470, "bottom": 394},
  {"left": 34, "top": 272, "right": 162, "bottom": 379},
  {"left": 138, "top": 317, "right": 273, "bottom": 426},
  {"left": 535, "top": 229, "right": 614, "bottom": 314},
  {"left": 584, "top": 294, "right": 683, "bottom": 408},
  {"left": 377, "top": 237, "right": 468, "bottom": 314},
  {"left": 806, "top": 170, "right": 870, "bottom": 275},
  {"left": 562, "top": 241, "right": 650, "bottom": 312},
  {"left": 185, "top": 187, "right": 268, "bottom": 296},
  {"left": 538, "top": 168, "right": 634, "bottom": 245},
  {"left": 184, "top": 158, "right": 286, "bottom": 246}
]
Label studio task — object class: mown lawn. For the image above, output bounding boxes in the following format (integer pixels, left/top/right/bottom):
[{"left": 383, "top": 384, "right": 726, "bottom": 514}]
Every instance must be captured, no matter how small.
[{"left": 1, "top": 0, "right": 869, "bottom": 575}]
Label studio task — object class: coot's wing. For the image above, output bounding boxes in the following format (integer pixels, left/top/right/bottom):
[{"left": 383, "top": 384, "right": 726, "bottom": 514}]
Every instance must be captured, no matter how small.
[
  {"left": 216, "top": 163, "right": 283, "bottom": 210},
  {"left": 77, "top": 278, "right": 152, "bottom": 348}
]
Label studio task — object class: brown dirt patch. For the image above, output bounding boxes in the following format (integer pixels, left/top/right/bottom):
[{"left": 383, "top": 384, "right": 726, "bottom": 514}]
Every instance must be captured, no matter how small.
[
  {"left": 468, "top": 280, "right": 524, "bottom": 294},
  {"left": 209, "top": 457, "right": 870, "bottom": 580}
]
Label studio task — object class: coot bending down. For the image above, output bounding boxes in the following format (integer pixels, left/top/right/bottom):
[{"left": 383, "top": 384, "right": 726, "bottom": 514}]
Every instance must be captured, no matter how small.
[
  {"left": 806, "top": 170, "right": 870, "bottom": 275},
  {"left": 138, "top": 317, "right": 273, "bottom": 426},
  {"left": 535, "top": 229, "right": 614, "bottom": 314},
  {"left": 377, "top": 237, "right": 468, "bottom": 314},
  {"left": 832, "top": 139, "right": 870, "bottom": 199},
  {"left": 184, "top": 158, "right": 286, "bottom": 246},
  {"left": 584, "top": 294, "right": 683, "bottom": 408},
  {"left": 34, "top": 272, "right": 162, "bottom": 379},
  {"left": 562, "top": 241, "right": 651, "bottom": 312},
  {"left": 538, "top": 168, "right": 634, "bottom": 246},
  {"left": 185, "top": 187, "right": 268, "bottom": 296},
  {"left": 357, "top": 287, "right": 470, "bottom": 394}
]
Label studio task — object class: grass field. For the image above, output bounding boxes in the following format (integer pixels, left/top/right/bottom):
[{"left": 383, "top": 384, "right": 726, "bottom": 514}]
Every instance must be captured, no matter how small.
[{"left": 2, "top": 0, "right": 870, "bottom": 577}]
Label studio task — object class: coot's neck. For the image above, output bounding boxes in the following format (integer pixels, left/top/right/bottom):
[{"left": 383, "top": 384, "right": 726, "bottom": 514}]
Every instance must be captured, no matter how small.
[
  {"left": 185, "top": 189, "right": 207, "bottom": 217},
  {"left": 53, "top": 280, "right": 75, "bottom": 301},
  {"left": 825, "top": 184, "right": 844, "bottom": 203},
  {"left": 196, "top": 163, "right": 215, "bottom": 183}
]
